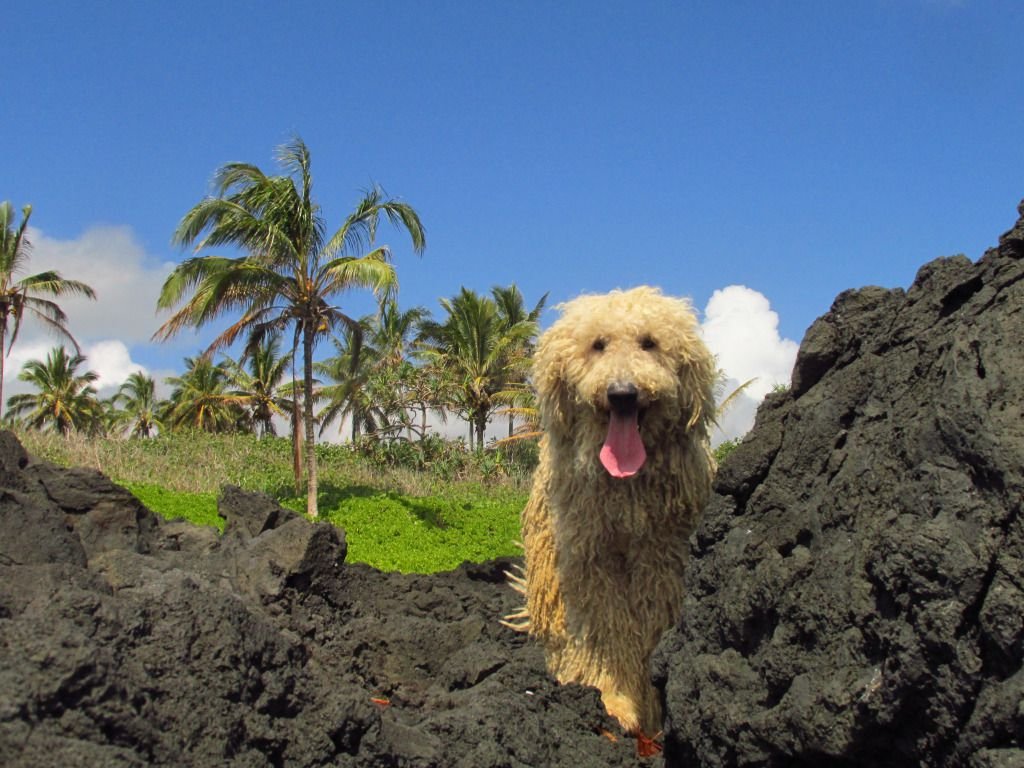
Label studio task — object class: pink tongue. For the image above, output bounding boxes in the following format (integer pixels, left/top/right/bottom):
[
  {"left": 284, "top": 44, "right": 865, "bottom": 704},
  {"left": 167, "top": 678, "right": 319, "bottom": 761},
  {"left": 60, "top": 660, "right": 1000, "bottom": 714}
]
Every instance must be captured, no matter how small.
[{"left": 600, "top": 410, "right": 646, "bottom": 478}]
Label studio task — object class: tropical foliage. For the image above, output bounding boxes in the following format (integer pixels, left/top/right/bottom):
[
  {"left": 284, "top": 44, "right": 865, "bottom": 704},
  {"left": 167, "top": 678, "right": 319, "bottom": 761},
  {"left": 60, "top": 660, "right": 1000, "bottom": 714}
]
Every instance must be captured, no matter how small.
[
  {"left": 227, "top": 335, "right": 294, "bottom": 438},
  {"left": 161, "top": 355, "right": 246, "bottom": 433},
  {"left": 420, "top": 285, "right": 545, "bottom": 450},
  {"left": 0, "top": 201, "right": 96, "bottom": 418},
  {"left": 151, "top": 137, "right": 426, "bottom": 517},
  {"left": 5, "top": 346, "right": 103, "bottom": 435},
  {"left": 316, "top": 300, "right": 451, "bottom": 444},
  {"left": 110, "top": 371, "right": 163, "bottom": 438}
]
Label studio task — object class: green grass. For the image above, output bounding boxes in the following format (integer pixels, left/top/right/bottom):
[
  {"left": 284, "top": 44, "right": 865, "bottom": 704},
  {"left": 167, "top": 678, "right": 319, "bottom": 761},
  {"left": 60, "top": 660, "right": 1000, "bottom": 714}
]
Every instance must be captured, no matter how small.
[
  {"left": 124, "top": 483, "right": 225, "bottom": 532},
  {"left": 126, "top": 481, "right": 525, "bottom": 572},
  {"left": 15, "top": 429, "right": 529, "bottom": 573},
  {"left": 284, "top": 486, "right": 524, "bottom": 572}
]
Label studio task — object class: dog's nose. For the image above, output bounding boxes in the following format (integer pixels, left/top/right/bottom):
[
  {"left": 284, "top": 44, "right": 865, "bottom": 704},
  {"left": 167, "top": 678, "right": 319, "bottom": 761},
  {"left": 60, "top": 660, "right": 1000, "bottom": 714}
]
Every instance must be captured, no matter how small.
[{"left": 607, "top": 383, "right": 639, "bottom": 413}]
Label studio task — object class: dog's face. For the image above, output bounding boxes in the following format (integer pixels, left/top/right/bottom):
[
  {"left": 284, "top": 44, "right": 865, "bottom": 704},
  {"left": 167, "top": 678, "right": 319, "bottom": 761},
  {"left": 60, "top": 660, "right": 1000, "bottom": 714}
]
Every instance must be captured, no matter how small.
[{"left": 533, "top": 286, "right": 716, "bottom": 477}]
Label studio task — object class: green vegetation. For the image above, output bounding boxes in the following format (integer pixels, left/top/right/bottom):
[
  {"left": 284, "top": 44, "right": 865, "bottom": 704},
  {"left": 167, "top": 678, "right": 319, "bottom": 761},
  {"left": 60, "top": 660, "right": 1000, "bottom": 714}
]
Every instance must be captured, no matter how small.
[
  {"left": 5, "top": 347, "right": 104, "bottom": 435},
  {"left": 15, "top": 429, "right": 529, "bottom": 574},
  {"left": 713, "top": 437, "right": 742, "bottom": 464},
  {"left": 307, "top": 487, "right": 523, "bottom": 573},
  {"left": 153, "top": 137, "right": 427, "bottom": 518},
  {"left": 0, "top": 200, "right": 96, "bottom": 420},
  {"left": 419, "top": 285, "right": 545, "bottom": 450},
  {"left": 125, "top": 484, "right": 223, "bottom": 531}
]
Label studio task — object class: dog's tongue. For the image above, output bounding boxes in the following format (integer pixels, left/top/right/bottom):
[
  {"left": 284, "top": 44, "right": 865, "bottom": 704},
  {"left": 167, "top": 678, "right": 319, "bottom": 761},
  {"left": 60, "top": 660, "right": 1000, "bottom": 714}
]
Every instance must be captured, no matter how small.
[{"left": 600, "top": 410, "right": 646, "bottom": 478}]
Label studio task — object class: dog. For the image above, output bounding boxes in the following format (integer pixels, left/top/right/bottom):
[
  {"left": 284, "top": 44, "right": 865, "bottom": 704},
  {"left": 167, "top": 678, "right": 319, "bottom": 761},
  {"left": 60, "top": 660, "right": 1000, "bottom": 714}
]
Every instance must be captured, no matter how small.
[{"left": 504, "top": 286, "right": 717, "bottom": 735}]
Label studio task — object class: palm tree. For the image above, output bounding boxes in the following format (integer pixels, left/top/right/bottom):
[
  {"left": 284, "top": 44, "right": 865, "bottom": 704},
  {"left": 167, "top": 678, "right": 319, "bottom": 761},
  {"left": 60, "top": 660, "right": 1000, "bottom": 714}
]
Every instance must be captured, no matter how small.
[
  {"left": 420, "top": 286, "right": 539, "bottom": 450},
  {"left": 492, "top": 284, "right": 547, "bottom": 437},
  {"left": 228, "top": 335, "right": 294, "bottom": 438},
  {"left": 399, "top": 360, "right": 454, "bottom": 440},
  {"left": 153, "top": 137, "right": 425, "bottom": 517},
  {"left": 316, "top": 319, "right": 379, "bottom": 441},
  {"left": 492, "top": 380, "right": 542, "bottom": 445},
  {"left": 318, "top": 301, "right": 438, "bottom": 443},
  {"left": 340, "top": 300, "right": 433, "bottom": 440},
  {"left": 492, "top": 284, "right": 547, "bottom": 330},
  {"left": 162, "top": 355, "right": 246, "bottom": 433},
  {"left": 111, "top": 371, "right": 164, "bottom": 437},
  {"left": 6, "top": 346, "right": 103, "bottom": 435},
  {"left": 0, "top": 201, "right": 97, "bottom": 418},
  {"left": 373, "top": 300, "right": 431, "bottom": 368}
]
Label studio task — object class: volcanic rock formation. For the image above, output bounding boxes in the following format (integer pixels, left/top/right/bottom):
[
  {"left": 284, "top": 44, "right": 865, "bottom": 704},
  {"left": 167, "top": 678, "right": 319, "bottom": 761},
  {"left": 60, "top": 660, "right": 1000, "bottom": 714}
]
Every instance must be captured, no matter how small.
[
  {"left": 2, "top": 201, "right": 1023, "bottom": 767},
  {"left": 0, "top": 433, "right": 638, "bottom": 767},
  {"left": 653, "top": 201, "right": 1024, "bottom": 767}
]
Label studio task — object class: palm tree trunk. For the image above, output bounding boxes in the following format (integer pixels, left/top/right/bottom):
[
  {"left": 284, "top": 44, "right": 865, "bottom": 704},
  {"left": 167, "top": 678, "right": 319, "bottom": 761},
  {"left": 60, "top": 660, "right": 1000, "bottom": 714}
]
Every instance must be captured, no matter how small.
[
  {"left": 302, "top": 325, "right": 319, "bottom": 518},
  {"left": 291, "top": 356, "right": 303, "bottom": 493},
  {"left": 0, "top": 332, "right": 6, "bottom": 421},
  {"left": 292, "top": 398, "right": 304, "bottom": 492},
  {"left": 476, "top": 411, "right": 486, "bottom": 452},
  {"left": 0, "top": 323, "right": 11, "bottom": 422}
]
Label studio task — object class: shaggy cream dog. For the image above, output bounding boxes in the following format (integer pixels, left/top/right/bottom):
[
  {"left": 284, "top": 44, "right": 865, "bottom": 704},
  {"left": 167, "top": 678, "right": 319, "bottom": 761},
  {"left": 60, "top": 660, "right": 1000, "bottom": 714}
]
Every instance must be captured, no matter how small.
[{"left": 505, "top": 286, "right": 717, "bottom": 735}]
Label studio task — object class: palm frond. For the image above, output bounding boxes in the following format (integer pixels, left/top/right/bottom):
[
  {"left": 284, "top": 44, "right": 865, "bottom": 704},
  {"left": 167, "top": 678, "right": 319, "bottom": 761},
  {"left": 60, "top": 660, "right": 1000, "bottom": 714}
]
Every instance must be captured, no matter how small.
[
  {"left": 0, "top": 202, "right": 33, "bottom": 275},
  {"left": 322, "top": 251, "right": 399, "bottom": 300},
  {"left": 716, "top": 377, "right": 759, "bottom": 417},
  {"left": 18, "top": 297, "right": 83, "bottom": 352},
  {"left": 212, "top": 162, "right": 269, "bottom": 196},
  {"left": 322, "top": 187, "right": 426, "bottom": 260},
  {"left": 19, "top": 271, "right": 96, "bottom": 299}
]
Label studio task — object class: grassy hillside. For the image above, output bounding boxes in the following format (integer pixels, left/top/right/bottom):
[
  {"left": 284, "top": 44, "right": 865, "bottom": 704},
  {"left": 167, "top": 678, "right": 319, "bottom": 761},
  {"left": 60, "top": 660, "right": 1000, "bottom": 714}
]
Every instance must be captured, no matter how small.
[{"left": 15, "top": 430, "right": 529, "bottom": 573}]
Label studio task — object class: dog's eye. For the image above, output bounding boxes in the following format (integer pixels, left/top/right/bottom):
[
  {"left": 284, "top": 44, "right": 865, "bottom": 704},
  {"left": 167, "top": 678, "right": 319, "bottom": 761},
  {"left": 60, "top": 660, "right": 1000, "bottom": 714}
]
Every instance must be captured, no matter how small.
[
  {"left": 592, "top": 338, "right": 606, "bottom": 352},
  {"left": 640, "top": 335, "right": 657, "bottom": 351}
]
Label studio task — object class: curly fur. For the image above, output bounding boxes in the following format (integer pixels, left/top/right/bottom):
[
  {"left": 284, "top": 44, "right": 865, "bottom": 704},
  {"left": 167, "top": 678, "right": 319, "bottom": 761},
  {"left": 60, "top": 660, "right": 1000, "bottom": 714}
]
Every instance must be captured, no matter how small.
[{"left": 507, "top": 285, "right": 717, "bottom": 734}]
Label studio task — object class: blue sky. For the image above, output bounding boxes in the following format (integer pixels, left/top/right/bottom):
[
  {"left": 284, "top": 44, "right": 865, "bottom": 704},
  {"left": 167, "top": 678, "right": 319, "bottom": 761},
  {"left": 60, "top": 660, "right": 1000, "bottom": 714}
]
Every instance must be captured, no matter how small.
[{"left": 4, "top": 1, "right": 1023, "bottom": 439}]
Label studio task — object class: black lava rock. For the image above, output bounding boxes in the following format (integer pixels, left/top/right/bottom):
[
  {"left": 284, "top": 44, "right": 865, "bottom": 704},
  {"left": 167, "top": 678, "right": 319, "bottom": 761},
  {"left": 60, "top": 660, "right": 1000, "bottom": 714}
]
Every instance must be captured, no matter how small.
[
  {"left": 653, "top": 201, "right": 1024, "bottom": 767},
  {"left": 0, "top": 439, "right": 639, "bottom": 767}
]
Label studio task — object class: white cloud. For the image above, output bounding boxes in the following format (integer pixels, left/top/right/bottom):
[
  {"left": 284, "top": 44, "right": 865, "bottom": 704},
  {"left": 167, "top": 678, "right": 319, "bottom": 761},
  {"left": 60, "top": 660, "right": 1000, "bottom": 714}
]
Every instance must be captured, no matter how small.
[
  {"left": 24, "top": 224, "right": 176, "bottom": 345},
  {"left": 1, "top": 225, "right": 178, "bottom": 404},
  {"left": 3, "top": 340, "right": 53, "bottom": 404},
  {"left": 2, "top": 339, "right": 148, "bottom": 403},
  {"left": 83, "top": 340, "right": 146, "bottom": 393},
  {"left": 700, "top": 285, "right": 799, "bottom": 445}
]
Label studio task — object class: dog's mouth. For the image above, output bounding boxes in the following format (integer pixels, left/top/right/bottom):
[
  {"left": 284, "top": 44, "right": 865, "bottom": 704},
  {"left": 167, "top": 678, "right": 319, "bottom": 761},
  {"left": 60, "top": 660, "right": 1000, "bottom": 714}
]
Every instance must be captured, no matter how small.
[{"left": 599, "top": 384, "right": 647, "bottom": 478}]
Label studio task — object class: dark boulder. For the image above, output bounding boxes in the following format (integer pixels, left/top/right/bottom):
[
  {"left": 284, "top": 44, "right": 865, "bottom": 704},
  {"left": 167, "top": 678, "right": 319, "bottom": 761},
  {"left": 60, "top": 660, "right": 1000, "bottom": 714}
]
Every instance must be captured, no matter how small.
[
  {"left": 0, "top": 436, "right": 641, "bottom": 767},
  {"left": 653, "top": 202, "right": 1024, "bottom": 766}
]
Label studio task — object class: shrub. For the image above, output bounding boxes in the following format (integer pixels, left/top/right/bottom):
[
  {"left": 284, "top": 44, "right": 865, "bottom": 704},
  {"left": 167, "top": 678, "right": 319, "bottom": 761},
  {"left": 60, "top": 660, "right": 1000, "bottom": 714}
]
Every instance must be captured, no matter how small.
[{"left": 714, "top": 438, "right": 742, "bottom": 465}]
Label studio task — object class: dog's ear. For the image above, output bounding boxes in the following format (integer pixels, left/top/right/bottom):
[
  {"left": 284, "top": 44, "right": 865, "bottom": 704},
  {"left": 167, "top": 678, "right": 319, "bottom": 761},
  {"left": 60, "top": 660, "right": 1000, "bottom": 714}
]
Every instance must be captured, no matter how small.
[
  {"left": 676, "top": 339, "right": 718, "bottom": 436},
  {"left": 532, "top": 325, "right": 576, "bottom": 436}
]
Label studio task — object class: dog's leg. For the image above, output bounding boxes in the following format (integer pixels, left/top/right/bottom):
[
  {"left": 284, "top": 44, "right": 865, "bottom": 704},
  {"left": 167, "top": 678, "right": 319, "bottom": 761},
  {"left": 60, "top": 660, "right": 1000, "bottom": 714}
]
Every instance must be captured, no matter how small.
[
  {"left": 601, "top": 689, "right": 644, "bottom": 735},
  {"left": 518, "top": 468, "right": 569, "bottom": 645},
  {"left": 550, "top": 631, "right": 660, "bottom": 734}
]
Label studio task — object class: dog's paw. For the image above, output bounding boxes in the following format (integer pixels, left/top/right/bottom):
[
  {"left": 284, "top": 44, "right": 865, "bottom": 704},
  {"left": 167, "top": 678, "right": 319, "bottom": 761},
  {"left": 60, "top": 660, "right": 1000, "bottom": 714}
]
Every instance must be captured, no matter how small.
[{"left": 601, "top": 690, "right": 641, "bottom": 734}]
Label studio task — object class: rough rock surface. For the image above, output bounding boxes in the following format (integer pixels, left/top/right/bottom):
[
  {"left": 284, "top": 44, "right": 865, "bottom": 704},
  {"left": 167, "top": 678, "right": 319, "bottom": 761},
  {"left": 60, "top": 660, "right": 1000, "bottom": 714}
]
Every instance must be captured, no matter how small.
[
  {"left": 653, "top": 202, "right": 1024, "bottom": 766},
  {"left": 4, "top": 203, "right": 1024, "bottom": 768},
  {"left": 0, "top": 431, "right": 640, "bottom": 767}
]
